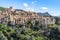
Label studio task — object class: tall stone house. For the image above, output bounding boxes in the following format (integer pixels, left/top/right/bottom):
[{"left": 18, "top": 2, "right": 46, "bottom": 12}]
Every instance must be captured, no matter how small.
[
  {"left": 37, "top": 12, "right": 55, "bottom": 26},
  {"left": 0, "top": 7, "right": 55, "bottom": 26}
]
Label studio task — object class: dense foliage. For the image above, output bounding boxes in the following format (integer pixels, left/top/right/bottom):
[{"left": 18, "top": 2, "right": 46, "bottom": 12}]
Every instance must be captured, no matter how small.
[
  {"left": 0, "top": 20, "right": 60, "bottom": 40},
  {"left": 55, "top": 17, "right": 60, "bottom": 25}
]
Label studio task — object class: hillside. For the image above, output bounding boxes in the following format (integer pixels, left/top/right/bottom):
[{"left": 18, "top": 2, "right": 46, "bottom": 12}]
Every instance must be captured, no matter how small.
[
  {"left": 0, "top": 7, "right": 59, "bottom": 40},
  {"left": 0, "top": 7, "right": 5, "bottom": 11}
]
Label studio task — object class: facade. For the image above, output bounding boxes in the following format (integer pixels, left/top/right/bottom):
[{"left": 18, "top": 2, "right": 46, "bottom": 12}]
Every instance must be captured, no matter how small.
[
  {"left": 42, "top": 16, "right": 55, "bottom": 26},
  {"left": 0, "top": 7, "right": 55, "bottom": 26},
  {"left": 37, "top": 12, "right": 55, "bottom": 26}
]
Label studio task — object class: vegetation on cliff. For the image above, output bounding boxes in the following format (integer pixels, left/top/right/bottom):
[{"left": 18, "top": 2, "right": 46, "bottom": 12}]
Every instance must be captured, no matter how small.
[{"left": 0, "top": 20, "right": 60, "bottom": 40}]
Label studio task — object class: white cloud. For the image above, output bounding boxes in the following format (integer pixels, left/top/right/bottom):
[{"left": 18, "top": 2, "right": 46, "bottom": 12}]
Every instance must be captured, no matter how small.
[
  {"left": 40, "top": 7, "right": 48, "bottom": 12},
  {"left": 40, "top": 7, "right": 48, "bottom": 10},
  {"left": 31, "top": 1, "right": 37, "bottom": 4},
  {"left": 23, "top": 2, "right": 35, "bottom": 12},
  {"left": 31, "top": 9, "right": 34, "bottom": 11},
  {"left": 32, "top": 2, "right": 34, "bottom": 4},
  {"left": 23, "top": 3, "right": 28, "bottom": 7},
  {"left": 25, "top": 8, "right": 34, "bottom": 12}
]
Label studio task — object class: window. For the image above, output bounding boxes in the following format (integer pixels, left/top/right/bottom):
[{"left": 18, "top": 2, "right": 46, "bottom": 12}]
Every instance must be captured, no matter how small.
[
  {"left": 21, "top": 13, "right": 23, "bottom": 15},
  {"left": 51, "top": 18, "right": 53, "bottom": 21},
  {"left": 43, "top": 19, "right": 45, "bottom": 21},
  {"left": 47, "top": 18, "right": 49, "bottom": 20},
  {"left": 29, "top": 14, "right": 32, "bottom": 15},
  {"left": 33, "top": 18, "right": 36, "bottom": 20},
  {"left": 27, "top": 13, "right": 32, "bottom": 16}
]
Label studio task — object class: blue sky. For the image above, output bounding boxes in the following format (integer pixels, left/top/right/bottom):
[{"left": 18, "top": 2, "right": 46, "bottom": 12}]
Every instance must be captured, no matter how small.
[{"left": 0, "top": 0, "right": 60, "bottom": 16}]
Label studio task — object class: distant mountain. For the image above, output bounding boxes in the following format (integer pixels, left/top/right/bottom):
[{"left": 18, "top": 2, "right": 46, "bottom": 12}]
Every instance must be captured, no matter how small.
[
  {"left": 15, "top": 9, "right": 24, "bottom": 11},
  {"left": 37, "top": 12, "right": 52, "bottom": 17},
  {"left": 55, "top": 16, "right": 60, "bottom": 18}
]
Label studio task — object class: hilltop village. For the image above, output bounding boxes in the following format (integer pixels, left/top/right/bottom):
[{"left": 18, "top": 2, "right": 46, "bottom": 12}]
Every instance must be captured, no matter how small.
[
  {"left": 0, "top": 7, "right": 55, "bottom": 26},
  {"left": 0, "top": 7, "right": 60, "bottom": 40}
]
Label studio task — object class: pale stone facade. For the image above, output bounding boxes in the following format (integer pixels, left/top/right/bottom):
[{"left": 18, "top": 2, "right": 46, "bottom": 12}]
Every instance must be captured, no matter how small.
[
  {"left": 0, "top": 7, "right": 55, "bottom": 26},
  {"left": 41, "top": 16, "right": 55, "bottom": 26}
]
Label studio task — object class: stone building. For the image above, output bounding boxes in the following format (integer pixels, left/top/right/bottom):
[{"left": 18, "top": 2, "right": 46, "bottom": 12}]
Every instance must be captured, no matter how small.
[
  {"left": 0, "top": 7, "right": 55, "bottom": 26},
  {"left": 37, "top": 12, "right": 55, "bottom": 26}
]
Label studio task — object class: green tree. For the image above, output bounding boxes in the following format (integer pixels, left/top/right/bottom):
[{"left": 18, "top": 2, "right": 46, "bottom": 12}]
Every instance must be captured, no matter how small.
[{"left": 0, "top": 31, "right": 8, "bottom": 40}]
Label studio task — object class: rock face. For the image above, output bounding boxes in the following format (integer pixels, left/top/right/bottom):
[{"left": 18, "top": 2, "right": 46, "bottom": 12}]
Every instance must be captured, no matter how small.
[{"left": 0, "top": 7, "right": 55, "bottom": 26}]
